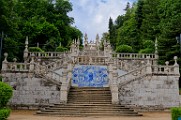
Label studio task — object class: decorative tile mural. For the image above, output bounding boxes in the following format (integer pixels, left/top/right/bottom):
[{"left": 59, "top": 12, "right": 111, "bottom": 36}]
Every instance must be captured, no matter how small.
[{"left": 72, "top": 65, "right": 108, "bottom": 87}]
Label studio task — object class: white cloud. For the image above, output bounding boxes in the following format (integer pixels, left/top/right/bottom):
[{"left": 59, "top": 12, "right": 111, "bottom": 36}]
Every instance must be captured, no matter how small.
[{"left": 68, "top": 0, "right": 136, "bottom": 40}]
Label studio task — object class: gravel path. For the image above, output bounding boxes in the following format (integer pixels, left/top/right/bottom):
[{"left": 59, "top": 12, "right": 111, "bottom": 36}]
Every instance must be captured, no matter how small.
[{"left": 8, "top": 110, "right": 171, "bottom": 120}]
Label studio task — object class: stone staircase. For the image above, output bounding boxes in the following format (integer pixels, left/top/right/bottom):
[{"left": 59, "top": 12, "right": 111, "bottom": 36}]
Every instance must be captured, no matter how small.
[{"left": 37, "top": 87, "right": 142, "bottom": 116}]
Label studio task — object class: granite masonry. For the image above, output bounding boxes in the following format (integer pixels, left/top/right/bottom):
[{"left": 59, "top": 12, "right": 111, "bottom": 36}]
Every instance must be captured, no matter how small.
[{"left": 1, "top": 34, "right": 180, "bottom": 111}]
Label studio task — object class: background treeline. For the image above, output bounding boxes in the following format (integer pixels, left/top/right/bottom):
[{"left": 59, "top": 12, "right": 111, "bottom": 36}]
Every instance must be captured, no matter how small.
[
  {"left": 0, "top": 0, "right": 82, "bottom": 62},
  {"left": 107, "top": 0, "right": 181, "bottom": 66}
]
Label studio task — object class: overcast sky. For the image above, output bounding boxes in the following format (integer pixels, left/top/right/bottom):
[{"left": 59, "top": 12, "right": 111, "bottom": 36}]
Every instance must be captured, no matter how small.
[{"left": 68, "top": 0, "right": 137, "bottom": 41}]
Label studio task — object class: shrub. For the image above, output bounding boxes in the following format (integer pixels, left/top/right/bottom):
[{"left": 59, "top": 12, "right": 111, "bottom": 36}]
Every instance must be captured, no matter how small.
[
  {"left": 29, "top": 47, "right": 44, "bottom": 52},
  {"left": 142, "top": 40, "right": 155, "bottom": 49},
  {"left": 0, "top": 82, "right": 13, "bottom": 108},
  {"left": 171, "top": 107, "right": 181, "bottom": 120},
  {"left": 139, "top": 48, "right": 154, "bottom": 53},
  {"left": 116, "top": 45, "right": 133, "bottom": 53},
  {"left": 0, "top": 108, "right": 11, "bottom": 120},
  {"left": 55, "top": 46, "right": 68, "bottom": 52}
]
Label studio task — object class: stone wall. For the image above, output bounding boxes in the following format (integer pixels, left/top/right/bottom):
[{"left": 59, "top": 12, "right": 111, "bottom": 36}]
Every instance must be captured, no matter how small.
[
  {"left": 3, "top": 73, "right": 60, "bottom": 109},
  {"left": 118, "top": 75, "right": 180, "bottom": 111}
]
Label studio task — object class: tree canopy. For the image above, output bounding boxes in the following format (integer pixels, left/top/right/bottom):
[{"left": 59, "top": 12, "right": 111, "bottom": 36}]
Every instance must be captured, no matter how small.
[
  {"left": 107, "top": 0, "right": 181, "bottom": 65},
  {"left": 0, "top": 0, "right": 82, "bottom": 62}
]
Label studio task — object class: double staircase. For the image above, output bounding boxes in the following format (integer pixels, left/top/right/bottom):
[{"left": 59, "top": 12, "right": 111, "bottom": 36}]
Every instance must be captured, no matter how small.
[{"left": 37, "top": 87, "right": 142, "bottom": 116}]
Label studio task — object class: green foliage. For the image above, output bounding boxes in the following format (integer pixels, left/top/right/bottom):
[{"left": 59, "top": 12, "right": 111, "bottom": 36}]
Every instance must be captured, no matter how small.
[
  {"left": 139, "top": 48, "right": 154, "bottom": 53},
  {"left": 171, "top": 107, "right": 181, "bottom": 120},
  {"left": 116, "top": 45, "right": 133, "bottom": 53},
  {"left": 0, "top": 0, "right": 83, "bottom": 62},
  {"left": 142, "top": 40, "right": 155, "bottom": 49},
  {"left": 0, "top": 82, "right": 13, "bottom": 108},
  {"left": 0, "top": 108, "right": 11, "bottom": 120},
  {"left": 55, "top": 46, "right": 68, "bottom": 52},
  {"left": 29, "top": 47, "right": 44, "bottom": 52},
  {"left": 106, "top": 0, "right": 181, "bottom": 68}
]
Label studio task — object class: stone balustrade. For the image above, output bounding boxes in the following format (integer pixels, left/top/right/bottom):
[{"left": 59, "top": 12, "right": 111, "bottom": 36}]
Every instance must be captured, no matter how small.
[
  {"left": 2, "top": 62, "right": 30, "bottom": 72},
  {"left": 152, "top": 65, "right": 175, "bottom": 75},
  {"left": 79, "top": 50, "right": 104, "bottom": 56},
  {"left": 74, "top": 56, "right": 108, "bottom": 65},
  {"left": 117, "top": 66, "right": 147, "bottom": 85},
  {"left": 112, "top": 53, "right": 157, "bottom": 60},
  {"left": 45, "top": 72, "right": 63, "bottom": 83},
  {"left": 28, "top": 52, "right": 69, "bottom": 58},
  {"left": 45, "top": 59, "right": 64, "bottom": 71}
]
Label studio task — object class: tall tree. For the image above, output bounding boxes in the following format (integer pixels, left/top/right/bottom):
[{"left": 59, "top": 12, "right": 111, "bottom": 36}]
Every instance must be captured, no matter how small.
[{"left": 140, "top": 0, "right": 160, "bottom": 41}]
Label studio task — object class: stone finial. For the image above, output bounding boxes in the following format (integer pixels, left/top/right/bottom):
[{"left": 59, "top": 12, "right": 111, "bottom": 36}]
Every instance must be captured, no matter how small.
[
  {"left": 84, "top": 33, "right": 88, "bottom": 45},
  {"left": 84, "top": 33, "right": 88, "bottom": 41},
  {"left": 165, "top": 61, "right": 169, "bottom": 66},
  {"left": 174, "top": 56, "right": 178, "bottom": 66},
  {"left": 25, "top": 36, "right": 28, "bottom": 45},
  {"left": 24, "top": 36, "right": 29, "bottom": 62},
  {"left": 13, "top": 58, "right": 17, "bottom": 63},
  {"left": 59, "top": 42, "right": 61, "bottom": 47},
  {"left": 96, "top": 34, "right": 99, "bottom": 41},
  {"left": 3, "top": 53, "right": 8, "bottom": 62},
  {"left": 2, "top": 53, "right": 8, "bottom": 71},
  {"left": 155, "top": 38, "right": 158, "bottom": 54},
  {"left": 77, "top": 37, "right": 80, "bottom": 46}
]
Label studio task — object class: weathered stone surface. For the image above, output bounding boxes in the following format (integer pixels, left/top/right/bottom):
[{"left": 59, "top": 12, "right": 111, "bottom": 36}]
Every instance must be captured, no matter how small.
[{"left": 118, "top": 75, "right": 180, "bottom": 109}]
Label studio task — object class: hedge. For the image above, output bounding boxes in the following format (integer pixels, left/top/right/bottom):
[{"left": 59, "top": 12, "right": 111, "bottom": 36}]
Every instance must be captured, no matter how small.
[
  {"left": 55, "top": 46, "right": 68, "bottom": 52},
  {"left": 0, "top": 82, "right": 13, "bottom": 108},
  {"left": 116, "top": 45, "right": 133, "bottom": 53},
  {"left": 0, "top": 108, "right": 11, "bottom": 120},
  {"left": 171, "top": 107, "right": 181, "bottom": 120},
  {"left": 29, "top": 47, "right": 44, "bottom": 52}
]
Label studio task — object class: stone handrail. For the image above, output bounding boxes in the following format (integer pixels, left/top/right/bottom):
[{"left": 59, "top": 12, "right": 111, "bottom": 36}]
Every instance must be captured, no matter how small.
[
  {"left": 117, "top": 65, "right": 147, "bottom": 85},
  {"left": 36, "top": 73, "right": 62, "bottom": 86},
  {"left": 74, "top": 56, "right": 108, "bottom": 65},
  {"left": 34, "top": 63, "right": 63, "bottom": 85},
  {"left": 2, "top": 62, "right": 30, "bottom": 72},
  {"left": 45, "top": 59, "right": 64, "bottom": 71},
  {"left": 79, "top": 50, "right": 104, "bottom": 56},
  {"left": 45, "top": 71, "right": 63, "bottom": 83},
  {"left": 118, "top": 60, "right": 142, "bottom": 72},
  {"left": 112, "top": 53, "right": 157, "bottom": 60},
  {"left": 28, "top": 52, "right": 69, "bottom": 58},
  {"left": 152, "top": 65, "right": 175, "bottom": 74}
]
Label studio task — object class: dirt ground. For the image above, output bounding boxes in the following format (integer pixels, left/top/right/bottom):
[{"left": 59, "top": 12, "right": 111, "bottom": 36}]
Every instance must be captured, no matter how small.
[{"left": 8, "top": 110, "right": 171, "bottom": 120}]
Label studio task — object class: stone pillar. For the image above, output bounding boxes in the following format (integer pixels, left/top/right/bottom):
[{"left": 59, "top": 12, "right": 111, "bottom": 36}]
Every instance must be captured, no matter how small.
[
  {"left": 60, "top": 63, "right": 69, "bottom": 104},
  {"left": 111, "top": 63, "right": 119, "bottom": 104},
  {"left": 173, "top": 56, "right": 180, "bottom": 75},
  {"left": 29, "top": 54, "right": 35, "bottom": 72},
  {"left": 146, "top": 56, "right": 152, "bottom": 74},
  {"left": 23, "top": 36, "right": 29, "bottom": 62},
  {"left": 2, "top": 53, "right": 8, "bottom": 71},
  {"left": 60, "top": 71, "right": 68, "bottom": 104},
  {"left": 108, "top": 59, "right": 119, "bottom": 104}
]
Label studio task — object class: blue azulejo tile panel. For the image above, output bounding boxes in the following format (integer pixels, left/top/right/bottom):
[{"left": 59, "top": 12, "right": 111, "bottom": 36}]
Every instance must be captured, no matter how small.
[{"left": 72, "top": 65, "right": 108, "bottom": 87}]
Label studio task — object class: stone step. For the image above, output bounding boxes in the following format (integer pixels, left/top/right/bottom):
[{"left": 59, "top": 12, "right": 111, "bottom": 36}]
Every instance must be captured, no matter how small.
[
  {"left": 36, "top": 111, "right": 142, "bottom": 117},
  {"left": 37, "top": 87, "right": 142, "bottom": 117},
  {"left": 44, "top": 107, "right": 133, "bottom": 111},
  {"left": 68, "top": 100, "right": 112, "bottom": 102},
  {"left": 66, "top": 101, "right": 111, "bottom": 104},
  {"left": 52, "top": 103, "right": 127, "bottom": 107},
  {"left": 40, "top": 110, "right": 136, "bottom": 114}
]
